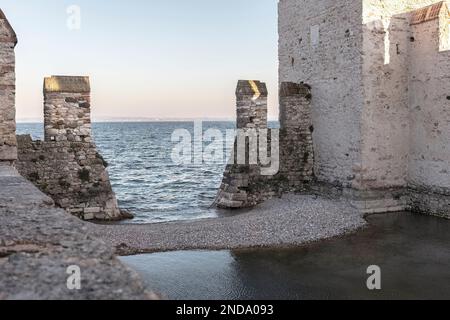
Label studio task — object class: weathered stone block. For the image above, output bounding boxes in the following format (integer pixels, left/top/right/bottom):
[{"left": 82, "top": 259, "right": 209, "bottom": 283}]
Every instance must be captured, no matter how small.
[
  {"left": 83, "top": 213, "right": 95, "bottom": 221},
  {"left": 84, "top": 207, "right": 101, "bottom": 214}
]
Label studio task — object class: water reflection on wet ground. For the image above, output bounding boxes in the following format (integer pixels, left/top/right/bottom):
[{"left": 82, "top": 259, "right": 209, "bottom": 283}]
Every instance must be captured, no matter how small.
[{"left": 121, "top": 212, "right": 450, "bottom": 300}]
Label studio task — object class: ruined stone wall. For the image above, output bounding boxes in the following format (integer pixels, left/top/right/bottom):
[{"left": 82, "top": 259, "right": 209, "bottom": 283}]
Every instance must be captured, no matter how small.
[
  {"left": 16, "top": 76, "right": 125, "bottom": 221},
  {"left": 408, "top": 11, "right": 450, "bottom": 218},
  {"left": 279, "top": 0, "right": 364, "bottom": 188},
  {"left": 216, "top": 81, "right": 274, "bottom": 208},
  {"left": 0, "top": 10, "right": 17, "bottom": 162},
  {"left": 16, "top": 135, "right": 122, "bottom": 221},
  {"left": 216, "top": 81, "right": 314, "bottom": 209}
]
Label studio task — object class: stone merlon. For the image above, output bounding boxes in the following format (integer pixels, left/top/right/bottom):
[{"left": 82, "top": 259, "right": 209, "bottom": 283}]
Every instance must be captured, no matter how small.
[{"left": 236, "top": 80, "right": 268, "bottom": 97}]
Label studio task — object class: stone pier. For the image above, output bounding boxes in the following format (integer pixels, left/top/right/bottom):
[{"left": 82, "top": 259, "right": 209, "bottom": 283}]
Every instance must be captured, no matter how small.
[{"left": 16, "top": 76, "right": 126, "bottom": 221}]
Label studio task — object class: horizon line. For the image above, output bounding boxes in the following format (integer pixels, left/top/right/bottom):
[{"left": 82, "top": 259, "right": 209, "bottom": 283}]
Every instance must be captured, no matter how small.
[{"left": 17, "top": 117, "right": 280, "bottom": 123}]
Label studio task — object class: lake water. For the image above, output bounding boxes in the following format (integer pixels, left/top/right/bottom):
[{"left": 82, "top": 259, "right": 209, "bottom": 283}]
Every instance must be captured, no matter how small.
[
  {"left": 121, "top": 212, "right": 450, "bottom": 300},
  {"left": 17, "top": 121, "right": 247, "bottom": 223}
]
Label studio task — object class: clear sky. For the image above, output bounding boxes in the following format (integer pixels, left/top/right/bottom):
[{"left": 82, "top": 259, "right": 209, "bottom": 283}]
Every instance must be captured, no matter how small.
[{"left": 1, "top": 0, "right": 279, "bottom": 122}]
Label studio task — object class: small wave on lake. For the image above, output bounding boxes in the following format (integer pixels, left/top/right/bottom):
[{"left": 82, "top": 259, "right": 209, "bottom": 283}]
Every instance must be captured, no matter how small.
[{"left": 18, "top": 121, "right": 241, "bottom": 223}]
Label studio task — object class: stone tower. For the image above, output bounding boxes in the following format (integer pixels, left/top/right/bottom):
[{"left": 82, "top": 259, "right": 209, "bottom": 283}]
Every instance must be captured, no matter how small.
[
  {"left": 0, "top": 9, "right": 17, "bottom": 163},
  {"left": 278, "top": 0, "right": 450, "bottom": 217}
]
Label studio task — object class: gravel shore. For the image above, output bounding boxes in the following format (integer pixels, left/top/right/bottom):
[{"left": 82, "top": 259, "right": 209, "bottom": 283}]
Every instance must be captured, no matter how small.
[{"left": 91, "top": 194, "right": 367, "bottom": 255}]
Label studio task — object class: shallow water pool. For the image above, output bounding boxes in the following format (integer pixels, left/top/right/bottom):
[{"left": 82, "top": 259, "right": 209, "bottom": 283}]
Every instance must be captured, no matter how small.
[{"left": 121, "top": 212, "right": 450, "bottom": 300}]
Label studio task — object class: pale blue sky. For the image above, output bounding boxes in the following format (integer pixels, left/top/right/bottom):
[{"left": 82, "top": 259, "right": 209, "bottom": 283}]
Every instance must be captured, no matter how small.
[{"left": 1, "top": 0, "right": 278, "bottom": 121}]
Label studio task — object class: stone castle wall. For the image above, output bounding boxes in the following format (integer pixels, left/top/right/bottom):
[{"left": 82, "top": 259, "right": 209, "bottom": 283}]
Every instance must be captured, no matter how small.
[
  {"left": 278, "top": 0, "right": 450, "bottom": 218},
  {"left": 279, "top": 0, "right": 364, "bottom": 188},
  {"left": 16, "top": 76, "right": 126, "bottom": 221},
  {"left": 360, "top": 1, "right": 450, "bottom": 217},
  {"left": 408, "top": 8, "right": 450, "bottom": 218},
  {"left": 359, "top": 0, "right": 448, "bottom": 191},
  {"left": 0, "top": 10, "right": 17, "bottom": 162}
]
